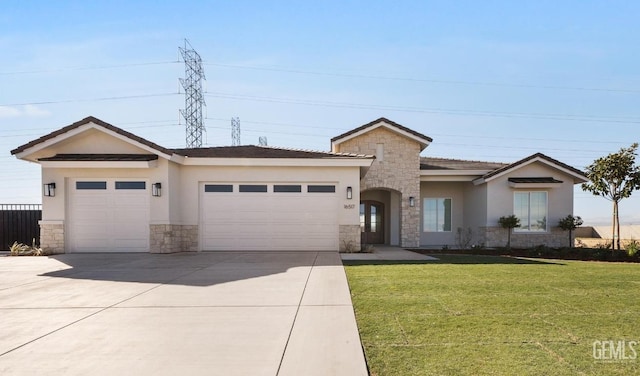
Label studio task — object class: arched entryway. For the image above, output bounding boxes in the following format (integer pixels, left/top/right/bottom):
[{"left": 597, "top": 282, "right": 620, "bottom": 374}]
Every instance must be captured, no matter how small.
[{"left": 360, "top": 188, "right": 402, "bottom": 246}]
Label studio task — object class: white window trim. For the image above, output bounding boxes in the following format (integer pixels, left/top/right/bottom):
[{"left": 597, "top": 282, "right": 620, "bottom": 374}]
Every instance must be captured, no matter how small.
[
  {"left": 513, "top": 191, "right": 549, "bottom": 233},
  {"left": 423, "top": 197, "right": 452, "bottom": 233}
]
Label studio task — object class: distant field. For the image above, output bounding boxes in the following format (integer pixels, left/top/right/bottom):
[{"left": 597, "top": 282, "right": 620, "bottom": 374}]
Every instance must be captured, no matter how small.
[{"left": 344, "top": 255, "right": 640, "bottom": 376}]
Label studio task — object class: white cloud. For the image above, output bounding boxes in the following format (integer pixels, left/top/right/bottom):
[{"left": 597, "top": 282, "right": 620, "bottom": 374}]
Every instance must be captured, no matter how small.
[
  {"left": 22, "top": 104, "right": 51, "bottom": 117},
  {"left": 0, "top": 105, "right": 50, "bottom": 118},
  {"left": 0, "top": 106, "right": 21, "bottom": 118}
]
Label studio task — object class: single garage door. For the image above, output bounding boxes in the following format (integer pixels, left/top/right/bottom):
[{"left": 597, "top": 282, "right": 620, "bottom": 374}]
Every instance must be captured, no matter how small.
[
  {"left": 67, "top": 179, "right": 150, "bottom": 252},
  {"left": 201, "top": 183, "right": 339, "bottom": 251}
]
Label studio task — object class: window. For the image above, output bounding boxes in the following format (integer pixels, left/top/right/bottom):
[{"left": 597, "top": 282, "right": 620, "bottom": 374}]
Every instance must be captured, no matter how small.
[
  {"left": 76, "top": 181, "right": 107, "bottom": 190},
  {"left": 376, "top": 143, "right": 384, "bottom": 162},
  {"left": 205, "top": 184, "right": 233, "bottom": 192},
  {"left": 239, "top": 185, "right": 267, "bottom": 193},
  {"left": 423, "top": 198, "right": 451, "bottom": 232},
  {"left": 115, "top": 181, "right": 146, "bottom": 190},
  {"left": 514, "top": 191, "right": 547, "bottom": 232},
  {"left": 308, "top": 185, "right": 336, "bottom": 193},
  {"left": 274, "top": 185, "right": 302, "bottom": 193}
]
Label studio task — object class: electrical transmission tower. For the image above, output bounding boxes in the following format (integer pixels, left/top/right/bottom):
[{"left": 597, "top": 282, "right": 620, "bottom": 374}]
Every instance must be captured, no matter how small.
[
  {"left": 179, "top": 39, "right": 206, "bottom": 148},
  {"left": 231, "top": 117, "right": 241, "bottom": 146},
  {"left": 259, "top": 136, "right": 268, "bottom": 146}
]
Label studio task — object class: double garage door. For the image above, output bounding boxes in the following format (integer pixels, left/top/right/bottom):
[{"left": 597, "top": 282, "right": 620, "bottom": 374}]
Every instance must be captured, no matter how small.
[
  {"left": 201, "top": 183, "right": 339, "bottom": 251},
  {"left": 67, "top": 179, "right": 150, "bottom": 252}
]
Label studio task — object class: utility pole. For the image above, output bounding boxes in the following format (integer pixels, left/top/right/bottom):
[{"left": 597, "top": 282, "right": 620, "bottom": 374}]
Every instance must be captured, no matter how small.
[
  {"left": 259, "top": 136, "right": 268, "bottom": 146},
  {"left": 231, "top": 117, "right": 241, "bottom": 146},
  {"left": 179, "top": 39, "right": 206, "bottom": 148}
]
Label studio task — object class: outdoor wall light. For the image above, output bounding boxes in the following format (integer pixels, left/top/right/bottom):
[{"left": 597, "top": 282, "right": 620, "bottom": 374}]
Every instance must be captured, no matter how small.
[
  {"left": 409, "top": 196, "right": 415, "bottom": 207},
  {"left": 152, "top": 183, "right": 162, "bottom": 197},
  {"left": 43, "top": 183, "right": 56, "bottom": 197},
  {"left": 346, "top": 186, "right": 353, "bottom": 200}
]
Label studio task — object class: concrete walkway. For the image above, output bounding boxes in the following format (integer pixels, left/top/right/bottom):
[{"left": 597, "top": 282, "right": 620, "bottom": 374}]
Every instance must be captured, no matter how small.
[
  {"left": 340, "top": 245, "right": 438, "bottom": 261},
  {"left": 0, "top": 252, "right": 367, "bottom": 376}
]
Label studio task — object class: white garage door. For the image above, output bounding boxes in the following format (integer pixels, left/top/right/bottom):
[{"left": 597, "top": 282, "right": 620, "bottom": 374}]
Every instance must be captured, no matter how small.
[
  {"left": 201, "top": 183, "right": 339, "bottom": 251},
  {"left": 67, "top": 179, "right": 150, "bottom": 252}
]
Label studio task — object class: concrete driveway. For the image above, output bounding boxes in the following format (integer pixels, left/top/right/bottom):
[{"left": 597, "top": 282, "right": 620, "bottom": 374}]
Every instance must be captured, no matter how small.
[{"left": 0, "top": 251, "right": 368, "bottom": 375}]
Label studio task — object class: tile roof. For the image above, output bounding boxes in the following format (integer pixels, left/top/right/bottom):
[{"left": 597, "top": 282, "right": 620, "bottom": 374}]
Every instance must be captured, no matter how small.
[
  {"left": 11, "top": 116, "right": 173, "bottom": 156},
  {"left": 38, "top": 154, "right": 159, "bottom": 162},
  {"left": 420, "top": 157, "right": 508, "bottom": 171},
  {"left": 508, "top": 177, "right": 563, "bottom": 184},
  {"left": 331, "top": 117, "right": 433, "bottom": 143},
  {"left": 171, "top": 145, "right": 373, "bottom": 159},
  {"left": 482, "top": 153, "right": 586, "bottom": 180}
]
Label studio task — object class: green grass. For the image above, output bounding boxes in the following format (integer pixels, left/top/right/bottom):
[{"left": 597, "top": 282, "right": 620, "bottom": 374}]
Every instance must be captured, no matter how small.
[{"left": 344, "top": 255, "right": 640, "bottom": 376}]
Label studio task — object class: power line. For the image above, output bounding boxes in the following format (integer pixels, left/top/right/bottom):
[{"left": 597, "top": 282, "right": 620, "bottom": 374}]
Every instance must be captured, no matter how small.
[
  {"left": 0, "top": 61, "right": 179, "bottom": 76},
  {"left": 205, "top": 62, "right": 640, "bottom": 94},
  {"left": 205, "top": 92, "right": 640, "bottom": 124},
  {"left": 0, "top": 92, "right": 178, "bottom": 107}
]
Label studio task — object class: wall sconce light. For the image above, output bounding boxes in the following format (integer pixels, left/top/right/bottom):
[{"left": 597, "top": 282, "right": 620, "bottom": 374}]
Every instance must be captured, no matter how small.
[
  {"left": 152, "top": 183, "right": 162, "bottom": 197},
  {"left": 346, "top": 186, "right": 353, "bottom": 200},
  {"left": 43, "top": 183, "right": 56, "bottom": 197},
  {"left": 409, "top": 196, "right": 415, "bottom": 207}
]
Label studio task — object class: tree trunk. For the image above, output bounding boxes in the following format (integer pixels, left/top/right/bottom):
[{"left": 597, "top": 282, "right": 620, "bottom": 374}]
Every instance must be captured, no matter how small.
[
  {"left": 569, "top": 229, "right": 573, "bottom": 249},
  {"left": 615, "top": 200, "right": 621, "bottom": 250},
  {"left": 612, "top": 201, "right": 616, "bottom": 250},
  {"left": 507, "top": 229, "right": 511, "bottom": 249}
]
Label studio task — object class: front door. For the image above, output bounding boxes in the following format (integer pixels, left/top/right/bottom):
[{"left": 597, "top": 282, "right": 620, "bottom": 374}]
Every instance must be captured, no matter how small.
[{"left": 360, "top": 200, "right": 384, "bottom": 245}]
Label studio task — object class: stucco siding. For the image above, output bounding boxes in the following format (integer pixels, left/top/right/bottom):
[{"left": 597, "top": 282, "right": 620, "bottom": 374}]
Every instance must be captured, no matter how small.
[
  {"left": 28, "top": 128, "right": 152, "bottom": 161},
  {"left": 484, "top": 161, "right": 577, "bottom": 247},
  {"left": 420, "top": 182, "right": 465, "bottom": 247}
]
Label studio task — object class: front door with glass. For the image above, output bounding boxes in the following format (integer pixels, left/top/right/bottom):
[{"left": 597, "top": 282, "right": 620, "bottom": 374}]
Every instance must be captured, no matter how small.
[{"left": 360, "top": 200, "right": 384, "bottom": 245}]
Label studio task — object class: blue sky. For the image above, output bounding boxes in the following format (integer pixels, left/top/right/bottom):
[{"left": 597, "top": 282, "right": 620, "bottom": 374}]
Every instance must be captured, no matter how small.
[{"left": 1, "top": 1, "right": 639, "bottom": 225}]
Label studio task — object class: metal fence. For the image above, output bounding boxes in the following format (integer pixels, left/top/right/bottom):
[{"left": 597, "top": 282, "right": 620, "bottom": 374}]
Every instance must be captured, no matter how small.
[{"left": 0, "top": 204, "right": 42, "bottom": 250}]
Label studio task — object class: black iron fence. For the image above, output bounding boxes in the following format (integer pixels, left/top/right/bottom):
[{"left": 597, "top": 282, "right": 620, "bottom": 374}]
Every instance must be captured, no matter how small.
[{"left": 0, "top": 204, "right": 42, "bottom": 250}]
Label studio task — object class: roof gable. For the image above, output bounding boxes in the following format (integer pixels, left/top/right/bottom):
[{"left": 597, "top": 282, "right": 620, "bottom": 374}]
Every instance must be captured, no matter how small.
[
  {"left": 474, "top": 153, "right": 587, "bottom": 185},
  {"left": 11, "top": 116, "right": 174, "bottom": 160},
  {"left": 331, "top": 117, "right": 432, "bottom": 151}
]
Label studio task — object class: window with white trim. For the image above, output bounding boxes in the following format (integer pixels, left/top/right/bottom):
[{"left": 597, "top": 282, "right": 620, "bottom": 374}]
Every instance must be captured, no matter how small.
[
  {"left": 514, "top": 191, "right": 548, "bottom": 232},
  {"left": 423, "top": 198, "right": 451, "bottom": 232}
]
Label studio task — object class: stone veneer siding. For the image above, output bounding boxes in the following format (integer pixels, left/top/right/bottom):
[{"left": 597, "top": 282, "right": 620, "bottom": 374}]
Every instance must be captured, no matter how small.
[
  {"left": 39, "top": 222, "right": 65, "bottom": 254},
  {"left": 339, "top": 224, "right": 361, "bottom": 252},
  {"left": 337, "top": 127, "right": 421, "bottom": 247},
  {"left": 481, "top": 226, "right": 567, "bottom": 248},
  {"left": 150, "top": 224, "right": 199, "bottom": 253}
]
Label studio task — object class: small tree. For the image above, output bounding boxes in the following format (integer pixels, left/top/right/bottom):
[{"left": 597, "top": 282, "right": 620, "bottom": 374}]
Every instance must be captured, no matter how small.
[
  {"left": 582, "top": 143, "right": 640, "bottom": 250},
  {"left": 498, "top": 215, "right": 520, "bottom": 249},
  {"left": 558, "top": 215, "right": 583, "bottom": 249}
]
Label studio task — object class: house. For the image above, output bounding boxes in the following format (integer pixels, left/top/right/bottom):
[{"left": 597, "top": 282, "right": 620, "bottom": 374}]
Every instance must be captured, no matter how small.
[{"left": 11, "top": 116, "right": 588, "bottom": 253}]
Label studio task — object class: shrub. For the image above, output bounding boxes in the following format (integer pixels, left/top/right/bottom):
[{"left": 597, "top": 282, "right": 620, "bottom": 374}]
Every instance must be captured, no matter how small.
[
  {"left": 9, "top": 240, "right": 46, "bottom": 256},
  {"left": 626, "top": 239, "right": 640, "bottom": 257}
]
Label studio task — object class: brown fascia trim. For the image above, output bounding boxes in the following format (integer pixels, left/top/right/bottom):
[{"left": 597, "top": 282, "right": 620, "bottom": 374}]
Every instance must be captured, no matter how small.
[
  {"left": 482, "top": 153, "right": 587, "bottom": 180},
  {"left": 11, "top": 116, "right": 174, "bottom": 156},
  {"left": 331, "top": 117, "right": 433, "bottom": 143},
  {"left": 38, "top": 154, "right": 159, "bottom": 162}
]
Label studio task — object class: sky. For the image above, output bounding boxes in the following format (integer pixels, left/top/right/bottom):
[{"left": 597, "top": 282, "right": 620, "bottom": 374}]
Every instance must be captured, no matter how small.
[{"left": 1, "top": 0, "right": 639, "bottom": 226}]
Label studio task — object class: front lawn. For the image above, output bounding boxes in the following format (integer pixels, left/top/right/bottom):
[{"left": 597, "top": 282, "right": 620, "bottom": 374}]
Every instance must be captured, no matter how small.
[{"left": 344, "top": 255, "right": 640, "bottom": 375}]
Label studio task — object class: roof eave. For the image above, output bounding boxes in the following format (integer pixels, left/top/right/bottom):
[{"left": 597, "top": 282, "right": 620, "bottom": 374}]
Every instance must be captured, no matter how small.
[
  {"left": 480, "top": 155, "right": 588, "bottom": 185},
  {"left": 12, "top": 117, "right": 174, "bottom": 161},
  {"left": 331, "top": 119, "right": 432, "bottom": 151},
  {"left": 178, "top": 156, "right": 374, "bottom": 167}
]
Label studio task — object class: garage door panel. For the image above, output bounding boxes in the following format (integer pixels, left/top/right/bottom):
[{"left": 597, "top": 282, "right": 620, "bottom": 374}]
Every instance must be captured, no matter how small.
[
  {"left": 201, "top": 183, "right": 339, "bottom": 251},
  {"left": 68, "top": 179, "right": 149, "bottom": 253}
]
